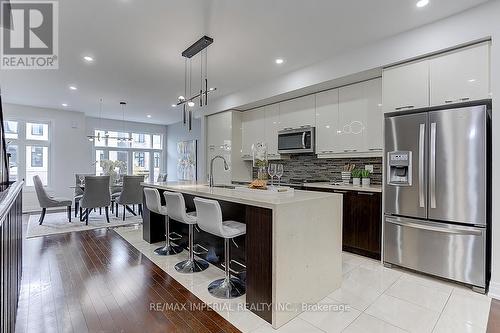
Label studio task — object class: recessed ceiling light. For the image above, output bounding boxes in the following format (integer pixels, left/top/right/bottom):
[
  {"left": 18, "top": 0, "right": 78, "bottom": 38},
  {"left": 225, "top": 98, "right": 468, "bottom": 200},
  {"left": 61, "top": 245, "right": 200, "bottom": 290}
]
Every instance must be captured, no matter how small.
[
  {"left": 275, "top": 58, "right": 284, "bottom": 64},
  {"left": 468, "top": 79, "right": 476, "bottom": 82},
  {"left": 61, "top": 103, "right": 68, "bottom": 107},
  {"left": 83, "top": 56, "right": 94, "bottom": 62},
  {"left": 416, "top": 0, "right": 429, "bottom": 8},
  {"left": 147, "top": 114, "right": 152, "bottom": 118},
  {"left": 171, "top": 104, "right": 177, "bottom": 107},
  {"left": 69, "top": 85, "right": 77, "bottom": 90},
  {"left": 178, "top": 95, "right": 185, "bottom": 101}
]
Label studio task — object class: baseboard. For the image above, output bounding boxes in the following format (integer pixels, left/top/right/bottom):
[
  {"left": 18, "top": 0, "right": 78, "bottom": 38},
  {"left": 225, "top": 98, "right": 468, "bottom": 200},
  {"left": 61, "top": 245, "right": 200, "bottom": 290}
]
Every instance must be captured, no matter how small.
[{"left": 489, "top": 281, "right": 500, "bottom": 299}]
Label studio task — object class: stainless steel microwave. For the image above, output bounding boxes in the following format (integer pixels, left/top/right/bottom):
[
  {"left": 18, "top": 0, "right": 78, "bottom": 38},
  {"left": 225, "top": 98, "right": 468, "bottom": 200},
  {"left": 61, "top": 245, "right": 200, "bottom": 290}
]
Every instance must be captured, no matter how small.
[{"left": 278, "top": 127, "right": 315, "bottom": 154}]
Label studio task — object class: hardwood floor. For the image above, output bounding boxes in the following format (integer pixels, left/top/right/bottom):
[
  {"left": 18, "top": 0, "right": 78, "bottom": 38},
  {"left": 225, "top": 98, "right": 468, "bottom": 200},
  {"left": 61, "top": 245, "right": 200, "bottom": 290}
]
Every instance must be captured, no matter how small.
[
  {"left": 15, "top": 215, "right": 240, "bottom": 333},
  {"left": 488, "top": 299, "right": 500, "bottom": 332}
]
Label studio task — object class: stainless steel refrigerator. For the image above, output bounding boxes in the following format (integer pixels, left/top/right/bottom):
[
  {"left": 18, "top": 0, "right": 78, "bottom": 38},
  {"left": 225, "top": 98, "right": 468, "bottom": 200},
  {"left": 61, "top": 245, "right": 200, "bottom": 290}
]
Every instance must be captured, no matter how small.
[{"left": 383, "top": 103, "right": 491, "bottom": 292}]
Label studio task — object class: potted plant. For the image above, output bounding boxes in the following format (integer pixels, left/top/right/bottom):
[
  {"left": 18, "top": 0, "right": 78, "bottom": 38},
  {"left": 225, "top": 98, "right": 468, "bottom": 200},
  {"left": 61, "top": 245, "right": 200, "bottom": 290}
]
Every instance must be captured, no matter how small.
[
  {"left": 351, "top": 169, "right": 362, "bottom": 186},
  {"left": 361, "top": 169, "right": 371, "bottom": 187}
]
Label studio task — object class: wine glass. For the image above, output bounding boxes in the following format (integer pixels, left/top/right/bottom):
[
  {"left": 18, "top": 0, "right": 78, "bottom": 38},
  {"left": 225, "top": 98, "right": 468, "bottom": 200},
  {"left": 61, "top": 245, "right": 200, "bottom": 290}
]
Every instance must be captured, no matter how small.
[
  {"left": 79, "top": 175, "right": 85, "bottom": 186},
  {"left": 268, "top": 163, "right": 277, "bottom": 187},
  {"left": 275, "top": 164, "right": 284, "bottom": 188}
]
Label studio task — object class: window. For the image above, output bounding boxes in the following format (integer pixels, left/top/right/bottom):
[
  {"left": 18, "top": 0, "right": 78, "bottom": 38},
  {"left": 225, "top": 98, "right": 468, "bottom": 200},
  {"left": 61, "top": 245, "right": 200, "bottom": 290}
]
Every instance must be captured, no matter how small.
[
  {"left": 133, "top": 151, "right": 150, "bottom": 179},
  {"left": 95, "top": 150, "right": 105, "bottom": 175},
  {"left": 26, "top": 146, "right": 49, "bottom": 186},
  {"left": 26, "top": 122, "right": 49, "bottom": 140},
  {"left": 153, "top": 152, "right": 161, "bottom": 181},
  {"left": 152, "top": 135, "right": 162, "bottom": 149},
  {"left": 4, "top": 121, "right": 18, "bottom": 139},
  {"left": 6, "top": 145, "right": 18, "bottom": 181},
  {"left": 30, "top": 146, "right": 44, "bottom": 167},
  {"left": 132, "top": 133, "right": 151, "bottom": 149},
  {"left": 4, "top": 120, "right": 50, "bottom": 186},
  {"left": 92, "top": 129, "right": 162, "bottom": 181}
]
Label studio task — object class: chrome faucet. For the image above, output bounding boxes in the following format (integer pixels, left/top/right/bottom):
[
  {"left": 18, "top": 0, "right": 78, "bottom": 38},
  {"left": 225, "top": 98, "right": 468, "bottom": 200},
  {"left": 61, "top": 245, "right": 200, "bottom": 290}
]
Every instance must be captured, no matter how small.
[{"left": 209, "top": 155, "right": 229, "bottom": 187}]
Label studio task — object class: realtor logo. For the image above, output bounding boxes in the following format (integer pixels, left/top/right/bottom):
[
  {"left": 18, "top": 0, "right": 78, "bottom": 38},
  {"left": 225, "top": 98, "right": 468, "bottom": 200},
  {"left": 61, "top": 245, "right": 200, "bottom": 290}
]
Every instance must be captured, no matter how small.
[{"left": 1, "top": 0, "right": 58, "bottom": 69}]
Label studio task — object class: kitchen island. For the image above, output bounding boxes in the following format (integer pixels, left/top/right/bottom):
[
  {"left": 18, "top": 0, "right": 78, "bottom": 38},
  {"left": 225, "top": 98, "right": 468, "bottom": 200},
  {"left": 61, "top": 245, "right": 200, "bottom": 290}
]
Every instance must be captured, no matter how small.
[{"left": 141, "top": 182, "right": 342, "bottom": 328}]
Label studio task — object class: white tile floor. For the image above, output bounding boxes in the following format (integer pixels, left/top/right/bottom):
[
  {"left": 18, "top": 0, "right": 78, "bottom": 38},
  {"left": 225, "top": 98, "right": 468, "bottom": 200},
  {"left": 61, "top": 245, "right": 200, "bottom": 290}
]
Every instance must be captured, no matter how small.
[{"left": 115, "top": 225, "right": 492, "bottom": 333}]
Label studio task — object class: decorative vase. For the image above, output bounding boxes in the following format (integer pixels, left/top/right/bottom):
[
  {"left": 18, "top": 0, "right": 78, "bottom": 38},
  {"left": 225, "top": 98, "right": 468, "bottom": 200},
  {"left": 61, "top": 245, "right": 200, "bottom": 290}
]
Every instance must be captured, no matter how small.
[
  {"left": 352, "top": 178, "right": 361, "bottom": 186},
  {"left": 362, "top": 178, "right": 371, "bottom": 187}
]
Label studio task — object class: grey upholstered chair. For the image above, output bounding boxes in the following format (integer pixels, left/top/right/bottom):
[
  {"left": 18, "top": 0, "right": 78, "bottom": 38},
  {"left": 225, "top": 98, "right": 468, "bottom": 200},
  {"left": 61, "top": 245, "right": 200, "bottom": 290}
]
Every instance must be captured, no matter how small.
[
  {"left": 74, "top": 173, "right": 92, "bottom": 218},
  {"left": 116, "top": 175, "right": 144, "bottom": 220},
  {"left": 33, "top": 175, "right": 72, "bottom": 225},
  {"left": 156, "top": 173, "right": 168, "bottom": 182},
  {"left": 80, "top": 176, "right": 111, "bottom": 225}
]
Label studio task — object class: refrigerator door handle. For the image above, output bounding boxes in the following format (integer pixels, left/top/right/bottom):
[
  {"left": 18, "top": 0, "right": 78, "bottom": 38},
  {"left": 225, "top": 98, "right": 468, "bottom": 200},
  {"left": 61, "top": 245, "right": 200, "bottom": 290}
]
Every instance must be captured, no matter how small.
[
  {"left": 430, "top": 122, "right": 437, "bottom": 209},
  {"left": 386, "top": 218, "right": 483, "bottom": 236},
  {"left": 419, "top": 123, "right": 425, "bottom": 208}
]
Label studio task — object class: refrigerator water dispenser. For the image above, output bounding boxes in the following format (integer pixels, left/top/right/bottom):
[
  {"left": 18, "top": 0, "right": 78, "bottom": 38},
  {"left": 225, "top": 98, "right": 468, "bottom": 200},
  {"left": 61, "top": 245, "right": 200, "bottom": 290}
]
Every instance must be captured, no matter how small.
[{"left": 387, "top": 151, "right": 412, "bottom": 186}]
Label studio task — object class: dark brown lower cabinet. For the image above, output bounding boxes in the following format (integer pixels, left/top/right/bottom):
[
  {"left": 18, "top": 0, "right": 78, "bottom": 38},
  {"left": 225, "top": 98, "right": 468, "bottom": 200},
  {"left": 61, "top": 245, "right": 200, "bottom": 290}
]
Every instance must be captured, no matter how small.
[{"left": 309, "top": 188, "right": 381, "bottom": 260}]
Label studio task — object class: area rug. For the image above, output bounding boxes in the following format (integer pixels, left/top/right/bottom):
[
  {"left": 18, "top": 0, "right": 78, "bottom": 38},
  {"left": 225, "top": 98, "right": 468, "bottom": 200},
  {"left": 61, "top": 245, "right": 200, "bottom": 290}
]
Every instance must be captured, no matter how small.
[{"left": 26, "top": 211, "right": 142, "bottom": 238}]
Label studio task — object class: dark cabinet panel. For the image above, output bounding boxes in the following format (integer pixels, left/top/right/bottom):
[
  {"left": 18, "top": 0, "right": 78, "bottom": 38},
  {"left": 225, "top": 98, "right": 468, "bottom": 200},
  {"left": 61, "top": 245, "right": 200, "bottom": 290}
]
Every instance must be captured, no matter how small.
[{"left": 353, "top": 191, "right": 382, "bottom": 258}]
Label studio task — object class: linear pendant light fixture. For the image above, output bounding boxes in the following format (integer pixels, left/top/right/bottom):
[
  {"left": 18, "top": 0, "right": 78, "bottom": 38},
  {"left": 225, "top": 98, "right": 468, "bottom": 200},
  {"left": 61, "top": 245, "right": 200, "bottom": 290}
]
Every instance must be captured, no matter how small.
[
  {"left": 176, "top": 35, "right": 217, "bottom": 131},
  {"left": 87, "top": 100, "right": 132, "bottom": 142}
]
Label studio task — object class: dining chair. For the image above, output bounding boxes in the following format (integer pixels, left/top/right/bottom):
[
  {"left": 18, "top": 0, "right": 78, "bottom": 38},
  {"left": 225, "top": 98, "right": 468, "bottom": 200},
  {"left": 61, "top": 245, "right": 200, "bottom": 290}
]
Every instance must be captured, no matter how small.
[
  {"left": 115, "top": 175, "right": 144, "bottom": 220},
  {"left": 33, "top": 175, "right": 72, "bottom": 225},
  {"left": 80, "top": 176, "right": 111, "bottom": 225},
  {"left": 74, "top": 173, "right": 92, "bottom": 218}
]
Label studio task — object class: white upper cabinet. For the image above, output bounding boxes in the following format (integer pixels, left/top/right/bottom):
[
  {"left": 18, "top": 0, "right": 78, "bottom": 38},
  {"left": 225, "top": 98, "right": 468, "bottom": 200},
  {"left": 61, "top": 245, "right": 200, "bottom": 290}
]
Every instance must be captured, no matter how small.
[
  {"left": 241, "top": 107, "right": 265, "bottom": 158},
  {"left": 278, "top": 95, "right": 316, "bottom": 130},
  {"left": 364, "top": 78, "right": 384, "bottom": 152},
  {"left": 337, "top": 78, "right": 383, "bottom": 154},
  {"left": 315, "top": 78, "right": 383, "bottom": 156},
  {"left": 264, "top": 104, "right": 281, "bottom": 158},
  {"left": 430, "top": 43, "right": 491, "bottom": 106},
  {"left": 382, "top": 59, "right": 430, "bottom": 113},
  {"left": 315, "top": 89, "right": 339, "bottom": 154}
]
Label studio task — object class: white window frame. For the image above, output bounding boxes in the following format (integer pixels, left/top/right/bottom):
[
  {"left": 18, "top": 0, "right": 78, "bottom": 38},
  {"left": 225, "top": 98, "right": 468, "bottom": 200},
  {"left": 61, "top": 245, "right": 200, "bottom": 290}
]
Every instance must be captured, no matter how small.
[
  {"left": 5, "top": 119, "right": 51, "bottom": 187},
  {"left": 91, "top": 129, "right": 163, "bottom": 181}
]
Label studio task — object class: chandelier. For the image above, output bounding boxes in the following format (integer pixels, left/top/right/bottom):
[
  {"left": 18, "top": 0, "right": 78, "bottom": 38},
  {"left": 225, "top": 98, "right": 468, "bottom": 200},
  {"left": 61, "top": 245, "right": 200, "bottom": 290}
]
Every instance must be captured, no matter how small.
[
  {"left": 176, "top": 36, "right": 217, "bottom": 131},
  {"left": 87, "top": 100, "right": 132, "bottom": 142}
]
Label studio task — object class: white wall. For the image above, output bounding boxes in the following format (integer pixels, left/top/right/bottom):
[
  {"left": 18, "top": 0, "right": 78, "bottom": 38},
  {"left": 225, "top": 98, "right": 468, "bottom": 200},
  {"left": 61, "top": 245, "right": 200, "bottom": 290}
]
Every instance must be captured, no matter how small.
[
  {"left": 204, "top": 1, "right": 500, "bottom": 298},
  {"left": 166, "top": 118, "right": 202, "bottom": 181},
  {"left": 3, "top": 103, "right": 92, "bottom": 212}
]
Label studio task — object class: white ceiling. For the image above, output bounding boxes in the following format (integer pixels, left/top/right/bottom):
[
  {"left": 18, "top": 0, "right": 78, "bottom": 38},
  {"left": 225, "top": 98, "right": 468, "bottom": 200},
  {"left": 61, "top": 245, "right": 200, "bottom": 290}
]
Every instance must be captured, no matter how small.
[{"left": 0, "top": 0, "right": 490, "bottom": 124}]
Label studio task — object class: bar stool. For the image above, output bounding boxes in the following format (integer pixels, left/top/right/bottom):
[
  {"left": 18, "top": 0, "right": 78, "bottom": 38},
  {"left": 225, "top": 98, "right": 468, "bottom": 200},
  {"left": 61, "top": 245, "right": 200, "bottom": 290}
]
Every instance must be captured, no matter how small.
[
  {"left": 143, "top": 188, "right": 182, "bottom": 256},
  {"left": 193, "top": 197, "right": 246, "bottom": 299},
  {"left": 164, "top": 192, "right": 209, "bottom": 273}
]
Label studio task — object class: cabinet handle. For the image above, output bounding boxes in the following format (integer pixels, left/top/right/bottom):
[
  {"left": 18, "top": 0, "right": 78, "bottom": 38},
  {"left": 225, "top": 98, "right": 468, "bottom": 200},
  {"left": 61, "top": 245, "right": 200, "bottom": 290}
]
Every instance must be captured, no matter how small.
[
  {"left": 320, "top": 150, "right": 334, "bottom": 153},
  {"left": 344, "top": 149, "right": 357, "bottom": 152},
  {"left": 445, "top": 97, "right": 471, "bottom": 104},
  {"left": 395, "top": 105, "right": 415, "bottom": 111},
  {"left": 357, "top": 192, "right": 374, "bottom": 196},
  {"left": 368, "top": 148, "right": 383, "bottom": 151},
  {"left": 333, "top": 190, "right": 347, "bottom": 194}
]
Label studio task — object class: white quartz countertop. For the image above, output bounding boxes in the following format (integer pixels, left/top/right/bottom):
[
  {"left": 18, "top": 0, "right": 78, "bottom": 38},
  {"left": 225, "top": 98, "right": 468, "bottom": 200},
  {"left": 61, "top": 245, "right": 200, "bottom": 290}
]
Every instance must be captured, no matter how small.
[
  {"left": 141, "top": 181, "right": 339, "bottom": 209},
  {"left": 302, "top": 182, "right": 382, "bottom": 193}
]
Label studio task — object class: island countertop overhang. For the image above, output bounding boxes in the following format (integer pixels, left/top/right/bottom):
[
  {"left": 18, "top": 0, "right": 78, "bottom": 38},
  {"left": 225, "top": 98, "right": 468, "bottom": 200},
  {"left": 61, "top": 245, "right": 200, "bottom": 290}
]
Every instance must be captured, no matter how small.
[{"left": 141, "top": 181, "right": 341, "bottom": 210}]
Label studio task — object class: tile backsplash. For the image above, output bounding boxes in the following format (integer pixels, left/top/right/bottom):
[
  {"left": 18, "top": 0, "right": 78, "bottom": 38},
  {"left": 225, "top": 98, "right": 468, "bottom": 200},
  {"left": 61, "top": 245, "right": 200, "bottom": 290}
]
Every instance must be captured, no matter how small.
[{"left": 252, "top": 154, "right": 383, "bottom": 184}]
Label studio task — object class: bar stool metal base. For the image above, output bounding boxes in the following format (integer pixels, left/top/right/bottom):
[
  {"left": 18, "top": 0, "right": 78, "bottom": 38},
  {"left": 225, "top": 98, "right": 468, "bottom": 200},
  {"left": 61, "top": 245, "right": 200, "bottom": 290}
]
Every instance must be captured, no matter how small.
[
  {"left": 154, "top": 244, "right": 183, "bottom": 256},
  {"left": 175, "top": 259, "right": 209, "bottom": 273},
  {"left": 208, "top": 277, "right": 246, "bottom": 299}
]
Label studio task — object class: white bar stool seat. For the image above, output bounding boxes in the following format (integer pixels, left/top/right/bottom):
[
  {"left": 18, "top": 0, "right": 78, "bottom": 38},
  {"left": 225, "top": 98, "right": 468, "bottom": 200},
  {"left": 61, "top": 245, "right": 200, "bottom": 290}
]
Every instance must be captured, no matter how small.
[
  {"left": 143, "top": 188, "right": 182, "bottom": 255},
  {"left": 164, "top": 192, "right": 209, "bottom": 273},
  {"left": 193, "top": 197, "right": 246, "bottom": 298}
]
